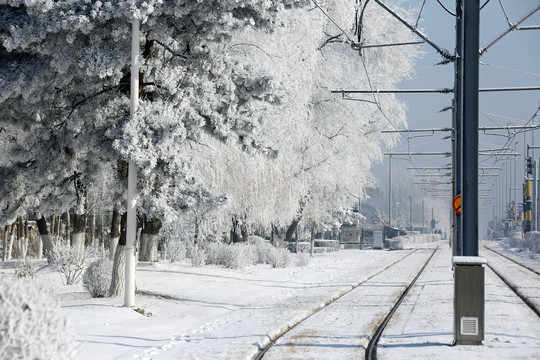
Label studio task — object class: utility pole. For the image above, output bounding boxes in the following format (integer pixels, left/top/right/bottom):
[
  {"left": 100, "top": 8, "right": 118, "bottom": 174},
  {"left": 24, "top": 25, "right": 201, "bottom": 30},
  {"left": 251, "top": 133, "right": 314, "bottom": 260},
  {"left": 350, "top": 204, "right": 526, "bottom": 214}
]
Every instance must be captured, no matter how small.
[
  {"left": 422, "top": 200, "right": 425, "bottom": 234},
  {"left": 461, "top": 0, "right": 479, "bottom": 257},
  {"left": 409, "top": 195, "right": 413, "bottom": 232},
  {"left": 125, "top": 19, "right": 139, "bottom": 308},
  {"left": 389, "top": 154, "right": 392, "bottom": 228},
  {"left": 454, "top": 0, "right": 484, "bottom": 346},
  {"left": 453, "top": 0, "right": 463, "bottom": 256}
]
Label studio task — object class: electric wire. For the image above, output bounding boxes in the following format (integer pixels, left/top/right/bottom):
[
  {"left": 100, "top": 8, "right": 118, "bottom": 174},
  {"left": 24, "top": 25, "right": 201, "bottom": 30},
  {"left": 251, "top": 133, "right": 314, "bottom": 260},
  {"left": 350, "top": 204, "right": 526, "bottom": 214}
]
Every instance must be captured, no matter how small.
[
  {"left": 480, "top": 62, "right": 540, "bottom": 78},
  {"left": 436, "top": 0, "right": 456, "bottom": 16}
]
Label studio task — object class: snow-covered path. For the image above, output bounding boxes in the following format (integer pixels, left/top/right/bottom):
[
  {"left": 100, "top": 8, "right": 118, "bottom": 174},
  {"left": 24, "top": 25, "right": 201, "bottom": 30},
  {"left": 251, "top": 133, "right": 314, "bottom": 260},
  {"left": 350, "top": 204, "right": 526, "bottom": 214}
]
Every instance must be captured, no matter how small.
[{"left": 62, "top": 249, "right": 414, "bottom": 359}]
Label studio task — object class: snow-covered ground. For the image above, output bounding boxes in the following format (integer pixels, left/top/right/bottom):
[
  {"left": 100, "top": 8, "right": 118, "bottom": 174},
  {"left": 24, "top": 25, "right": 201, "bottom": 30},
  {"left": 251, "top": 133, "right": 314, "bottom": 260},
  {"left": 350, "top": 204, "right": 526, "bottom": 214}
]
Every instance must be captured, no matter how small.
[{"left": 1, "top": 239, "right": 539, "bottom": 359}]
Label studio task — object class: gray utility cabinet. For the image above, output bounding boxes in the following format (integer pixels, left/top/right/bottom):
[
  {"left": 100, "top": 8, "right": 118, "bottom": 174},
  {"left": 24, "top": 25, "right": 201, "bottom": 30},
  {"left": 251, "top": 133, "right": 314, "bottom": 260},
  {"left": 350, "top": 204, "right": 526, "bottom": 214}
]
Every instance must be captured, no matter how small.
[
  {"left": 372, "top": 230, "right": 383, "bottom": 249},
  {"left": 453, "top": 256, "right": 486, "bottom": 345}
]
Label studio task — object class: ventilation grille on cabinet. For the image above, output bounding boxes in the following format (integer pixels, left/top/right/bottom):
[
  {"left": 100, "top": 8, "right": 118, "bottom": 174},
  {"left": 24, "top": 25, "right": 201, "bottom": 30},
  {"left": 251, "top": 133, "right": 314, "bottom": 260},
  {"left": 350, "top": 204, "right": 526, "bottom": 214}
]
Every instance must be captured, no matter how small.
[{"left": 460, "top": 317, "right": 479, "bottom": 336}]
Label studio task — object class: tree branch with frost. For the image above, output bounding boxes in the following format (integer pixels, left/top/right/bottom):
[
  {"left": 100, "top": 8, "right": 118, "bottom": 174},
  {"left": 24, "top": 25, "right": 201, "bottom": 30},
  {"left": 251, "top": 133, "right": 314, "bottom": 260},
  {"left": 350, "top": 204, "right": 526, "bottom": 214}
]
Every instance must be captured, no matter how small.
[{"left": 152, "top": 39, "right": 187, "bottom": 59}]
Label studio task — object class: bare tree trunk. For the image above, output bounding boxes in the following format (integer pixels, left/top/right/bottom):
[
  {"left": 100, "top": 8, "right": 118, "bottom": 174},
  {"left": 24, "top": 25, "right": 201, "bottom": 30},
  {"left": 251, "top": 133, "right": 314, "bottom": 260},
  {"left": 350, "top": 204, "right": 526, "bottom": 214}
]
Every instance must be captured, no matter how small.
[
  {"left": 4, "top": 224, "right": 15, "bottom": 260},
  {"left": 97, "top": 210, "right": 105, "bottom": 254},
  {"left": 110, "top": 213, "right": 127, "bottom": 297},
  {"left": 310, "top": 226, "right": 315, "bottom": 257},
  {"left": 193, "top": 217, "right": 200, "bottom": 248},
  {"left": 3, "top": 225, "right": 12, "bottom": 261},
  {"left": 50, "top": 214, "right": 57, "bottom": 246},
  {"left": 36, "top": 216, "right": 55, "bottom": 261},
  {"left": 285, "top": 218, "right": 300, "bottom": 244},
  {"left": 139, "top": 217, "right": 161, "bottom": 262},
  {"left": 72, "top": 212, "right": 86, "bottom": 255},
  {"left": 16, "top": 216, "right": 27, "bottom": 259},
  {"left": 109, "top": 209, "right": 121, "bottom": 261},
  {"left": 24, "top": 218, "right": 29, "bottom": 257},
  {"left": 56, "top": 215, "right": 61, "bottom": 245},
  {"left": 90, "top": 208, "right": 96, "bottom": 248},
  {"left": 241, "top": 224, "right": 249, "bottom": 244},
  {"left": 65, "top": 211, "right": 71, "bottom": 246},
  {"left": 295, "top": 228, "right": 299, "bottom": 254},
  {"left": 230, "top": 216, "right": 240, "bottom": 243}
]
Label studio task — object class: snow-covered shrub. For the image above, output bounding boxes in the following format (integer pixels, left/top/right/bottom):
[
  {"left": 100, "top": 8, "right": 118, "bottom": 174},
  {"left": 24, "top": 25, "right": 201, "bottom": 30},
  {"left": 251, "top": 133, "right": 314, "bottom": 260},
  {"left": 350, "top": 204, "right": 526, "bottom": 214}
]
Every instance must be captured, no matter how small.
[
  {"left": 48, "top": 245, "right": 95, "bottom": 285},
  {"left": 164, "top": 239, "right": 186, "bottom": 263},
  {"left": 268, "top": 247, "right": 291, "bottom": 268},
  {"left": 0, "top": 276, "right": 75, "bottom": 359},
  {"left": 252, "top": 239, "right": 275, "bottom": 264},
  {"left": 189, "top": 247, "right": 206, "bottom": 267},
  {"left": 205, "top": 242, "right": 228, "bottom": 266},
  {"left": 508, "top": 231, "right": 521, "bottom": 248},
  {"left": 14, "top": 259, "right": 38, "bottom": 278},
  {"left": 205, "top": 242, "right": 257, "bottom": 269},
  {"left": 522, "top": 232, "right": 540, "bottom": 253},
  {"left": 296, "top": 252, "right": 310, "bottom": 267},
  {"left": 83, "top": 258, "right": 113, "bottom": 298},
  {"left": 287, "top": 241, "right": 311, "bottom": 253}
]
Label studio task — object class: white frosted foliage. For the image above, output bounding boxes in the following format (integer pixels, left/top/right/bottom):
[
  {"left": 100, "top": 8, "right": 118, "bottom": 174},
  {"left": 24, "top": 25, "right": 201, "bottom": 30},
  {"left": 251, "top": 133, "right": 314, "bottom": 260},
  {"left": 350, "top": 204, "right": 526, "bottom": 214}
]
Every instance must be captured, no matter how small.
[{"left": 0, "top": 276, "right": 75, "bottom": 360}]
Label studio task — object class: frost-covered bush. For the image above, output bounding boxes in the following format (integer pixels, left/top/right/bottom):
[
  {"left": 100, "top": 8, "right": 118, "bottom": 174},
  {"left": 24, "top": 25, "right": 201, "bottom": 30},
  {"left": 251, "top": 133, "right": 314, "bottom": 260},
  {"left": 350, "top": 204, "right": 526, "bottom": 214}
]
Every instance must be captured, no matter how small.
[
  {"left": 14, "top": 259, "right": 39, "bottom": 278},
  {"left": 296, "top": 252, "right": 310, "bottom": 267},
  {"left": 0, "top": 276, "right": 75, "bottom": 359},
  {"left": 252, "top": 239, "right": 275, "bottom": 264},
  {"left": 287, "top": 241, "right": 311, "bottom": 253},
  {"left": 164, "top": 239, "right": 186, "bottom": 263},
  {"left": 48, "top": 245, "right": 95, "bottom": 285},
  {"left": 268, "top": 247, "right": 291, "bottom": 268},
  {"left": 205, "top": 242, "right": 228, "bottom": 266},
  {"left": 205, "top": 242, "right": 257, "bottom": 269},
  {"left": 83, "top": 258, "right": 113, "bottom": 298},
  {"left": 522, "top": 232, "right": 540, "bottom": 253},
  {"left": 508, "top": 231, "right": 521, "bottom": 248},
  {"left": 189, "top": 247, "right": 206, "bottom": 267}
]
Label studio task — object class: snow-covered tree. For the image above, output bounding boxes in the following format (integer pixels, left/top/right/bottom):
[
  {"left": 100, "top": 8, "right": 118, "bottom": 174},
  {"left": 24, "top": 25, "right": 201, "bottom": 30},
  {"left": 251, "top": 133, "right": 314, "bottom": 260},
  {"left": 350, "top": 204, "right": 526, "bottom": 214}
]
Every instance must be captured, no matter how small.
[{"left": 1, "top": 0, "right": 420, "bottom": 266}]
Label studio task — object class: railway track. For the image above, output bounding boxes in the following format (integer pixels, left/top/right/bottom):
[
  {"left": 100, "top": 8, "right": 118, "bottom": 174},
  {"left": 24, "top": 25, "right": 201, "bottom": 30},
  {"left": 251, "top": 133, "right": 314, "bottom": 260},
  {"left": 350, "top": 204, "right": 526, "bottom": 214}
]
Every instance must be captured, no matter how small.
[
  {"left": 253, "top": 247, "right": 438, "bottom": 360},
  {"left": 483, "top": 245, "right": 540, "bottom": 318}
]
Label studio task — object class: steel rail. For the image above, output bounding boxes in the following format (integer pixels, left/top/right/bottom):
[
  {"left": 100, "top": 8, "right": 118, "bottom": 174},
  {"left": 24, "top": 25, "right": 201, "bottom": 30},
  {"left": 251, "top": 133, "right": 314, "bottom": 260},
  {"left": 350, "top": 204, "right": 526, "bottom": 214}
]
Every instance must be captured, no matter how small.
[
  {"left": 365, "top": 248, "right": 438, "bottom": 360},
  {"left": 252, "top": 250, "right": 419, "bottom": 360},
  {"left": 483, "top": 247, "right": 540, "bottom": 318}
]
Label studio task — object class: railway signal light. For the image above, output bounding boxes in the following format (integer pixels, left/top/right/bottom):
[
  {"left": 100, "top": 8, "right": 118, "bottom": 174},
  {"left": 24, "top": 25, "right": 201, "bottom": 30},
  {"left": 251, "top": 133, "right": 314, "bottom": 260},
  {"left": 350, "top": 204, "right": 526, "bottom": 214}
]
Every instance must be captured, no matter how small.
[{"left": 526, "top": 156, "right": 533, "bottom": 175}]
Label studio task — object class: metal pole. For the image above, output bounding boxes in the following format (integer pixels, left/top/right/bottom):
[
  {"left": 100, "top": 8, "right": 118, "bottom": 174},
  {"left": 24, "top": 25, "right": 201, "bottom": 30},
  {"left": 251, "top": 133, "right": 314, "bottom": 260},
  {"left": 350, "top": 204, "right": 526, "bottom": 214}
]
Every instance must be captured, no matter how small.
[
  {"left": 534, "top": 160, "right": 538, "bottom": 231},
  {"left": 410, "top": 195, "right": 413, "bottom": 231},
  {"left": 454, "top": 0, "right": 463, "bottom": 256},
  {"left": 422, "top": 199, "right": 425, "bottom": 233},
  {"left": 125, "top": 19, "right": 139, "bottom": 308},
  {"left": 389, "top": 154, "right": 392, "bottom": 228},
  {"left": 461, "top": 0, "right": 480, "bottom": 256}
]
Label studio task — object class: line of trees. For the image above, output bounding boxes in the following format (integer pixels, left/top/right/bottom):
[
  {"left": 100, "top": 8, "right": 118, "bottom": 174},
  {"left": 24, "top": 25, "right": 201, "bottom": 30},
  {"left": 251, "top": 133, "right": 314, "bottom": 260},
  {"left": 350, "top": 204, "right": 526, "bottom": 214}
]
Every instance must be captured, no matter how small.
[{"left": 0, "top": 0, "right": 418, "bottom": 286}]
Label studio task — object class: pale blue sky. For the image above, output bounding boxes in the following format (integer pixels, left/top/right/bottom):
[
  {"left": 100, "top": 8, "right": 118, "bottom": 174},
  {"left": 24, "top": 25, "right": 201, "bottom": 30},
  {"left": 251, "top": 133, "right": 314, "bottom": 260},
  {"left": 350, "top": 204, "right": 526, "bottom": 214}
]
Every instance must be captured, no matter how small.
[{"left": 370, "top": 0, "right": 540, "bottom": 235}]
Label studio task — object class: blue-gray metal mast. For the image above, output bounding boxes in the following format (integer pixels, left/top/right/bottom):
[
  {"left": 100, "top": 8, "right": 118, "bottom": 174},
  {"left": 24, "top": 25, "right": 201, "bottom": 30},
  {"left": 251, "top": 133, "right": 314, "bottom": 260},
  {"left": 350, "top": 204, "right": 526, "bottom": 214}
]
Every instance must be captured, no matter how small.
[
  {"left": 461, "top": 0, "right": 480, "bottom": 256},
  {"left": 453, "top": 0, "right": 463, "bottom": 256}
]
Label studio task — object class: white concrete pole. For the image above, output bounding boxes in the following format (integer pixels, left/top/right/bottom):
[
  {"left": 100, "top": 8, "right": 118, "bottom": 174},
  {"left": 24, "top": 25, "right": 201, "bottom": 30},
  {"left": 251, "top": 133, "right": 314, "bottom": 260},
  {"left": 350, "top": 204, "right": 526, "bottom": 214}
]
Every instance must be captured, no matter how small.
[{"left": 125, "top": 19, "right": 139, "bottom": 307}]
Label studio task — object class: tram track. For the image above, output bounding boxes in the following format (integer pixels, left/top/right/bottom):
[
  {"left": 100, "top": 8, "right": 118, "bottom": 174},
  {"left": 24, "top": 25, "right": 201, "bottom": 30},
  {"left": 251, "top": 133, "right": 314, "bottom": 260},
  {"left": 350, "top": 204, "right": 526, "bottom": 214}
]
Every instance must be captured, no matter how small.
[
  {"left": 253, "top": 247, "right": 438, "bottom": 360},
  {"left": 483, "top": 245, "right": 540, "bottom": 276},
  {"left": 483, "top": 245, "right": 540, "bottom": 318},
  {"left": 365, "top": 248, "right": 437, "bottom": 360}
]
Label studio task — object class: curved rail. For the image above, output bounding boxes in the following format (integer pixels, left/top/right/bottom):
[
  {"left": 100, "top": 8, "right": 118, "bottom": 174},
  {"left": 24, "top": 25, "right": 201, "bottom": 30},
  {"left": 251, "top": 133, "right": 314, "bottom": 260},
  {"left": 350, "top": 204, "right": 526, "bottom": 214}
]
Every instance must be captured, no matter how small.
[
  {"left": 365, "top": 248, "right": 438, "bottom": 360},
  {"left": 483, "top": 247, "right": 540, "bottom": 318},
  {"left": 252, "top": 250, "right": 419, "bottom": 360},
  {"left": 484, "top": 245, "right": 540, "bottom": 276},
  {"left": 253, "top": 248, "right": 441, "bottom": 360}
]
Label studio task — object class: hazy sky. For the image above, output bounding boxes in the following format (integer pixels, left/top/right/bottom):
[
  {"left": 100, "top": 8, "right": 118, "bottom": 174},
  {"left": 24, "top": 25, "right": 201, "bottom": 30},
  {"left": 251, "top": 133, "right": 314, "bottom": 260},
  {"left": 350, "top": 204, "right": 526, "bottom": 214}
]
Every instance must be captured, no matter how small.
[{"left": 369, "top": 0, "right": 540, "bottom": 236}]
